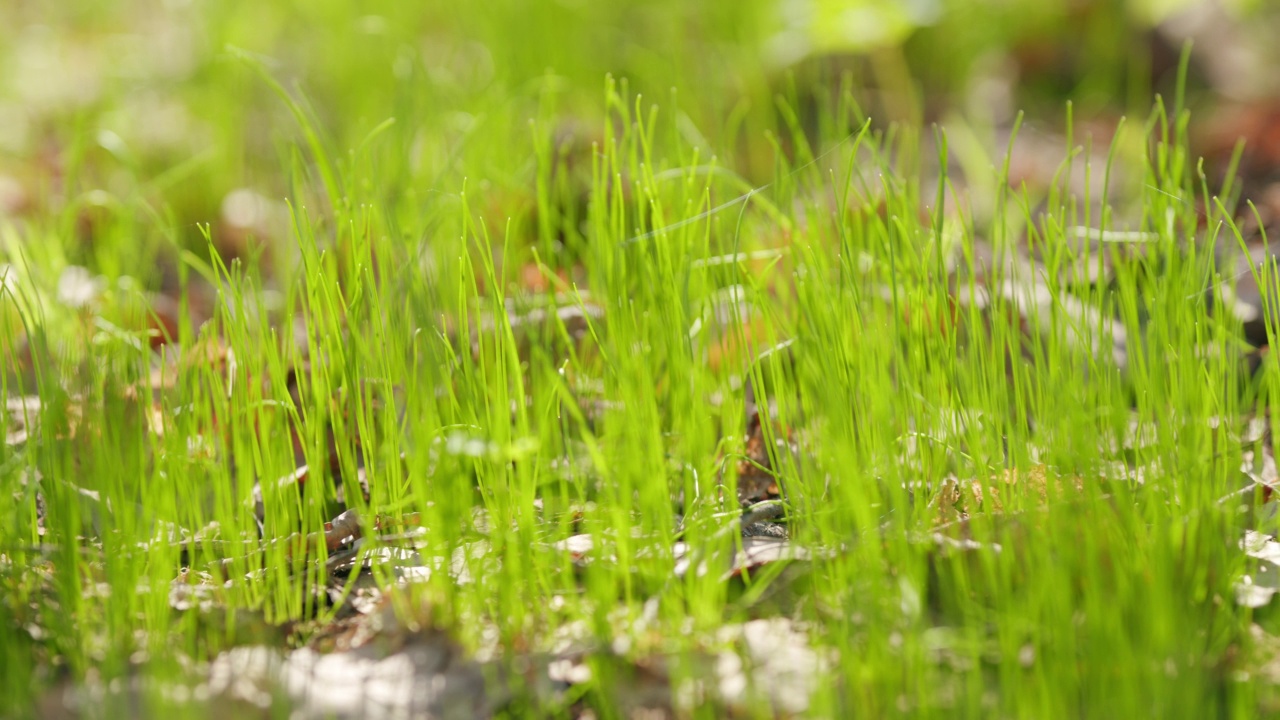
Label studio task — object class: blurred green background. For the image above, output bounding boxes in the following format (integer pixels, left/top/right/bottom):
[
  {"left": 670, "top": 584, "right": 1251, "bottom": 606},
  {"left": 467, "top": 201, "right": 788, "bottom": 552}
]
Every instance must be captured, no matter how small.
[{"left": 1, "top": 0, "right": 1277, "bottom": 283}]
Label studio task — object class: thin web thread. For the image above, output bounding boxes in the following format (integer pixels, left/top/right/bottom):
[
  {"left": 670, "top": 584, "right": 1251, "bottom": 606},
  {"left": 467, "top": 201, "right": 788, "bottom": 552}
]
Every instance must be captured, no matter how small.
[{"left": 620, "top": 126, "right": 868, "bottom": 246}]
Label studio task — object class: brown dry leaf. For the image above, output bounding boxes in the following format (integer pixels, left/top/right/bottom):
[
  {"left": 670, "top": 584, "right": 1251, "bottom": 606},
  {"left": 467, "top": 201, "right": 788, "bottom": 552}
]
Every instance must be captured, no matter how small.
[
  {"left": 734, "top": 411, "right": 789, "bottom": 506},
  {"left": 930, "top": 476, "right": 968, "bottom": 527},
  {"left": 706, "top": 316, "right": 774, "bottom": 374},
  {"left": 938, "top": 465, "right": 1084, "bottom": 523},
  {"left": 1005, "top": 464, "right": 1085, "bottom": 506},
  {"left": 515, "top": 262, "right": 575, "bottom": 294}
]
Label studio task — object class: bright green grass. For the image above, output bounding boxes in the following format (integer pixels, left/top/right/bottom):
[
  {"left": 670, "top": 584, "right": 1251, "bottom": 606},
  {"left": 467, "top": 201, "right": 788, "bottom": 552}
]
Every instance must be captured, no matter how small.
[{"left": 3, "top": 2, "right": 1280, "bottom": 718}]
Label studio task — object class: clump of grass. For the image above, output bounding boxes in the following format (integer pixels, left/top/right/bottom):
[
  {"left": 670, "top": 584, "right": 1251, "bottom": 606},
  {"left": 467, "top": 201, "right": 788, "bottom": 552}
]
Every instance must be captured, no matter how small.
[{"left": 2, "top": 38, "right": 1277, "bottom": 720}]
